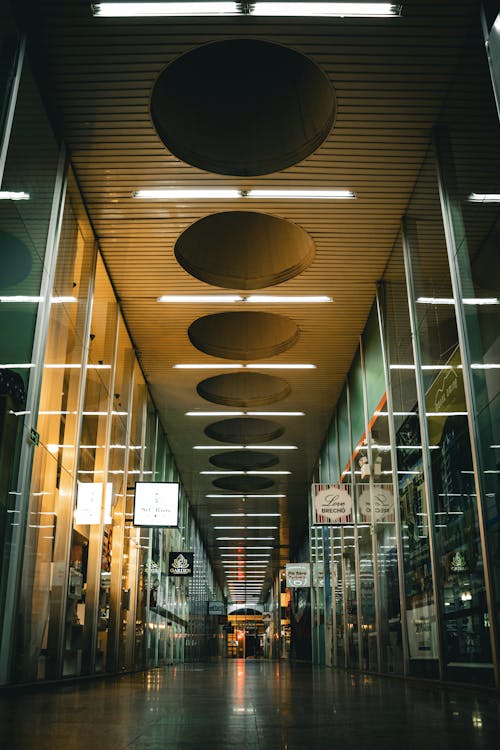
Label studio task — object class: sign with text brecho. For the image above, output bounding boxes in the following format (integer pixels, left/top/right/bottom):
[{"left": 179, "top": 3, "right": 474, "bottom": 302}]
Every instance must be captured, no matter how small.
[{"left": 168, "top": 551, "right": 194, "bottom": 577}]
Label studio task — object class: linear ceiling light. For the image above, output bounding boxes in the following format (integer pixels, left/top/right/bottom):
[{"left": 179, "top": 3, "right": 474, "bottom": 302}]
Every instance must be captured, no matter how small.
[
  {"left": 158, "top": 294, "right": 331, "bottom": 303},
  {"left": 175, "top": 363, "right": 315, "bottom": 369},
  {"left": 0, "top": 191, "right": 30, "bottom": 200},
  {"left": 195, "top": 444, "right": 297, "bottom": 450},
  {"left": 187, "top": 411, "right": 303, "bottom": 416},
  {"left": 468, "top": 193, "right": 500, "bottom": 203},
  {"left": 134, "top": 188, "right": 241, "bottom": 198},
  {"left": 158, "top": 294, "right": 243, "bottom": 303},
  {"left": 134, "top": 188, "right": 355, "bottom": 199},
  {"left": 246, "top": 188, "right": 356, "bottom": 198},
  {"left": 93, "top": 2, "right": 400, "bottom": 17},
  {"left": 417, "top": 297, "right": 499, "bottom": 305}
]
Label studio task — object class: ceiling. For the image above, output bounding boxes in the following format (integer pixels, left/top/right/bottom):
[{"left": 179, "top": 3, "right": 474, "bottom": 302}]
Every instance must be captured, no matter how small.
[{"left": 18, "top": 0, "right": 478, "bottom": 601}]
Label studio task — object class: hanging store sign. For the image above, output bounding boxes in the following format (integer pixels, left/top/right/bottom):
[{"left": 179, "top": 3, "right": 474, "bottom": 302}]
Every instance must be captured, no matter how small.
[
  {"left": 357, "top": 485, "right": 394, "bottom": 523},
  {"left": 286, "top": 563, "right": 311, "bottom": 588},
  {"left": 133, "top": 481, "right": 179, "bottom": 527},
  {"left": 312, "top": 484, "right": 353, "bottom": 525},
  {"left": 75, "top": 481, "right": 112, "bottom": 525},
  {"left": 208, "top": 600, "right": 226, "bottom": 616},
  {"left": 168, "top": 551, "right": 194, "bottom": 577}
]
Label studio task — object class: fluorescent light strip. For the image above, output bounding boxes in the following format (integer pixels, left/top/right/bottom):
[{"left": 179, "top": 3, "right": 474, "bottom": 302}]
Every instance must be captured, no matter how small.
[
  {"left": 195, "top": 445, "right": 297, "bottom": 450},
  {"left": 201, "top": 470, "right": 290, "bottom": 475},
  {"left": 158, "top": 294, "right": 242, "bottom": 303},
  {"left": 0, "top": 191, "right": 30, "bottom": 200},
  {"left": 247, "top": 189, "right": 356, "bottom": 198},
  {"left": 159, "top": 294, "right": 331, "bottom": 304},
  {"left": 206, "top": 493, "right": 285, "bottom": 498},
  {"left": 216, "top": 537, "right": 276, "bottom": 540},
  {"left": 468, "top": 193, "right": 500, "bottom": 203},
  {"left": 212, "top": 513, "right": 280, "bottom": 517},
  {"left": 175, "top": 363, "right": 315, "bottom": 369},
  {"left": 188, "top": 411, "right": 303, "bottom": 416},
  {"left": 417, "top": 297, "right": 499, "bottom": 305},
  {"left": 134, "top": 188, "right": 355, "bottom": 199}
]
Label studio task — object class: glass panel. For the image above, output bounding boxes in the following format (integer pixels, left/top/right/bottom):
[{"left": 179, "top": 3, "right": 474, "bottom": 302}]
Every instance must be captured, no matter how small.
[
  {"left": 15, "top": 197, "right": 94, "bottom": 682},
  {"left": 343, "top": 526, "right": 358, "bottom": 667},
  {"left": 72, "top": 255, "right": 117, "bottom": 675},
  {"left": 435, "top": 20, "right": 500, "bottom": 682},
  {"left": 330, "top": 527, "right": 344, "bottom": 667},
  {"left": 357, "top": 523, "right": 376, "bottom": 671},
  {"left": 407, "top": 149, "right": 492, "bottom": 684},
  {"left": 0, "top": 58, "right": 61, "bottom": 654},
  {"left": 337, "top": 386, "right": 350, "bottom": 480},
  {"left": 384, "top": 233, "right": 439, "bottom": 679}
]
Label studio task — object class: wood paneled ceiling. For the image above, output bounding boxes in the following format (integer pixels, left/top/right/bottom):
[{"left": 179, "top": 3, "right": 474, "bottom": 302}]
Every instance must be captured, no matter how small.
[{"left": 19, "top": 0, "right": 478, "bottom": 599}]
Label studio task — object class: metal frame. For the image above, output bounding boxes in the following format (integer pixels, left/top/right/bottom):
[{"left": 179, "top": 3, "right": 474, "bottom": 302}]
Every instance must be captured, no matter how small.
[
  {"left": 359, "top": 332, "right": 383, "bottom": 673},
  {"left": 0, "top": 142, "right": 67, "bottom": 684},
  {"left": 433, "top": 127, "right": 499, "bottom": 688},
  {"left": 375, "top": 281, "right": 410, "bottom": 676},
  {"left": 401, "top": 215, "right": 445, "bottom": 680},
  {"left": 0, "top": 34, "right": 25, "bottom": 185}
]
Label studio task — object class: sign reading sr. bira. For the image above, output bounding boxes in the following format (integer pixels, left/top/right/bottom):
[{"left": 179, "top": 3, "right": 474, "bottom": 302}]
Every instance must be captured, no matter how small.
[
  {"left": 312, "top": 484, "right": 353, "bottom": 525},
  {"left": 168, "top": 552, "right": 194, "bottom": 577}
]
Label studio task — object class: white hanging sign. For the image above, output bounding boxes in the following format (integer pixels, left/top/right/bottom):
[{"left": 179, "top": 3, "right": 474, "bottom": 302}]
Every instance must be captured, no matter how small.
[
  {"left": 133, "top": 481, "right": 179, "bottom": 527},
  {"left": 357, "top": 485, "right": 394, "bottom": 523},
  {"left": 286, "top": 563, "right": 311, "bottom": 588},
  {"left": 75, "top": 482, "right": 112, "bottom": 525},
  {"left": 312, "top": 484, "right": 353, "bottom": 525}
]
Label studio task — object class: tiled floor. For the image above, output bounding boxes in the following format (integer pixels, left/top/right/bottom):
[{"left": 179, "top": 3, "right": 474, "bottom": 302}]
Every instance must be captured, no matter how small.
[{"left": 1, "top": 660, "right": 499, "bottom": 749}]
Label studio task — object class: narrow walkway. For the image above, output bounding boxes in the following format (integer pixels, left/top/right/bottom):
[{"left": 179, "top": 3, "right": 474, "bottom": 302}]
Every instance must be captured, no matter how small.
[{"left": 1, "top": 661, "right": 499, "bottom": 749}]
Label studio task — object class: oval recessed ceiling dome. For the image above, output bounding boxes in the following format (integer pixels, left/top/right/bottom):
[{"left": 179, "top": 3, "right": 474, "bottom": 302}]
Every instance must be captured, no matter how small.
[
  {"left": 175, "top": 212, "right": 315, "bottom": 289},
  {"left": 197, "top": 372, "right": 291, "bottom": 408},
  {"left": 213, "top": 476, "right": 275, "bottom": 492},
  {"left": 209, "top": 451, "right": 279, "bottom": 471},
  {"left": 150, "top": 39, "right": 336, "bottom": 176},
  {"left": 188, "top": 311, "right": 299, "bottom": 360},
  {"left": 205, "top": 417, "right": 284, "bottom": 444}
]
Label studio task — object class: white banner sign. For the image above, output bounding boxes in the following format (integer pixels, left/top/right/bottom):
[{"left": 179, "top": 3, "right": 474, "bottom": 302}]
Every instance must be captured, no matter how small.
[
  {"left": 75, "top": 482, "right": 112, "bottom": 525},
  {"left": 133, "top": 482, "right": 179, "bottom": 527},
  {"left": 286, "top": 563, "right": 311, "bottom": 588},
  {"left": 357, "top": 485, "right": 394, "bottom": 523},
  {"left": 312, "top": 484, "right": 353, "bottom": 525}
]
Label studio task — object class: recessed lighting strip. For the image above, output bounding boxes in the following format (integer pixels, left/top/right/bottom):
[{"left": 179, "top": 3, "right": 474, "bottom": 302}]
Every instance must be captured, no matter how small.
[
  {"left": 134, "top": 188, "right": 356, "bottom": 200},
  {"left": 158, "top": 295, "right": 331, "bottom": 303},
  {"left": 194, "top": 445, "right": 297, "bottom": 450},
  {"left": 174, "top": 363, "right": 316, "bottom": 369},
  {"left": 94, "top": 2, "right": 400, "bottom": 17},
  {"left": 187, "top": 411, "right": 304, "bottom": 416}
]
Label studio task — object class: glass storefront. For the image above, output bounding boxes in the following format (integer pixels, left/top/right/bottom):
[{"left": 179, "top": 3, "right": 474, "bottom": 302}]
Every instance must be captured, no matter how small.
[{"left": 309, "top": 13, "right": 500, "bottom": 686}]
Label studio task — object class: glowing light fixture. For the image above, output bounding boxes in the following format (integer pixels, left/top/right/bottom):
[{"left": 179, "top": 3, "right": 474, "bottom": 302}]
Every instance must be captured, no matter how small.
[
  {"left": 134, "top": 188, "right": 356, "bottom": 200},
  {"left": 417, "top": 296, "right": 499, "bottom": 305},
  {"left": 0, "top": 191, "right": 30, "bottom": 200},
  {"left": 158, "top": 294, "right": 331, "bottom": 303},
  {"left": 468, "top": 193, "right": 500, "bottom": 202}
]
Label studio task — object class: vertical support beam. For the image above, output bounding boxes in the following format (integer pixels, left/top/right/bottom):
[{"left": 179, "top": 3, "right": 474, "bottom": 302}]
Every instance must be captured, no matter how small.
[
  {"left": 0, "top": 143, "right": 67, "bottom": 684},
  {"left": 401, "top": 216, "right": 445, "bottom": 681},
  {"left": 346, "top": 378, "right": 363, "bottom": 671},
  {"left": 375, "top": 282, "right": 410, "bottom": 676},
  {"left": 434, "top": 127, "right": 499, "bottom": 688},
  {"left": 0, "top": 36, "right": 25, "bottom": 185},
  {"left": 359, "top": 334, "right": 382, "bottom": 673}
]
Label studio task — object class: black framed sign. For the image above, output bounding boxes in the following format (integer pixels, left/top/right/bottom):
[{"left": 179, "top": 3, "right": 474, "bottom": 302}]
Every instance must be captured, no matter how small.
[{"left": 168, "top": 552, "right": 194, "bottom": 577}]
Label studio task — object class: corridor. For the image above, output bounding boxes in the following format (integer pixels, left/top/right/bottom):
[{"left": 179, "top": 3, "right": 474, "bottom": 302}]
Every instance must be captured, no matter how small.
[{"left": 1, "top": 661, "right": 498, "bottom": 750}]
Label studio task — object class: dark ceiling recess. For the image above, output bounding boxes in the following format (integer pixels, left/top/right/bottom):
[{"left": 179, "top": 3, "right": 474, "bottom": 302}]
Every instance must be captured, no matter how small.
[
  {"left": 175, "top": 211, "right": 315, "bottom": 289},
  {"left": 197, "top": 371, "right": 291, "bottom": 407},
  {"left": 150, "top": 38, "right": 336, "bottom": 176},
  {"left": 188, "top": 311, "right": 299, "bottom": 360},
  {"left": 204, "top": 417, "right": 285, "bottom": 444},
  {"left": 213, "top": 476, "right": 275, "bottom": 492},
  {"left": 209, "top": 451, "right": 279, "bottom": 471}
]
